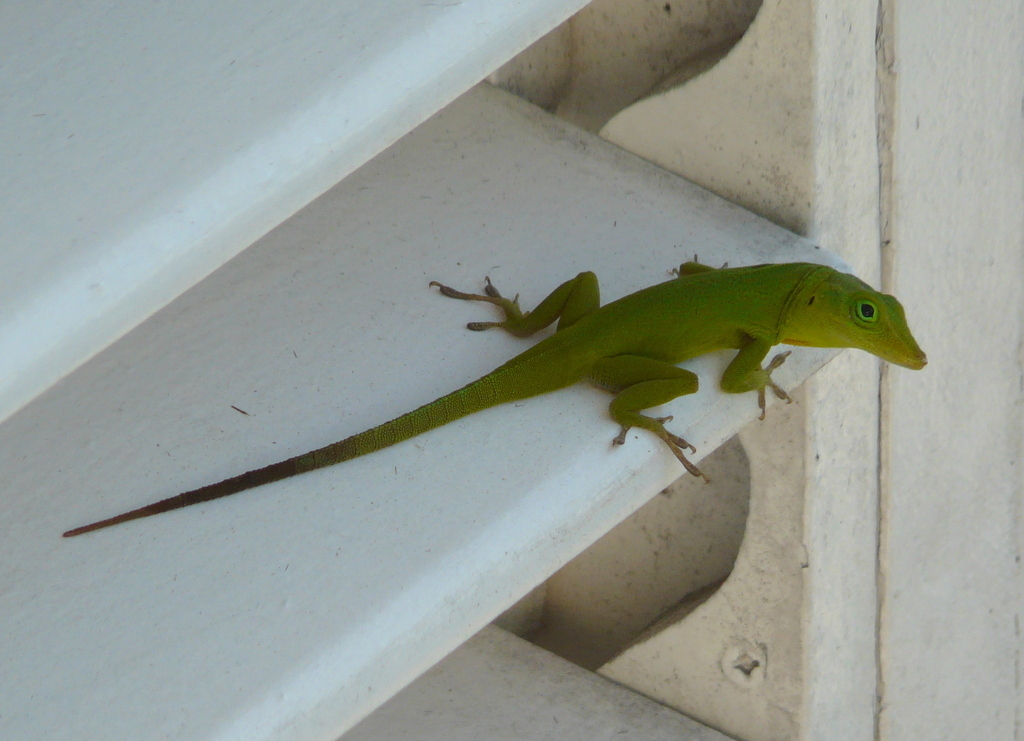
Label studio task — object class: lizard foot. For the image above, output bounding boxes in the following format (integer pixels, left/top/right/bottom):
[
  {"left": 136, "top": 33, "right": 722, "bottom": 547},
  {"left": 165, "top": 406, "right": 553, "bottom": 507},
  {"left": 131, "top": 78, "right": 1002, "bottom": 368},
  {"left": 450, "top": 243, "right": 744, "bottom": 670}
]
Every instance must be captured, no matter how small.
[
  {"left": 612, "top": 420, "right": 703, "bottom": 478},
  {"left": 430, "top": 277, "right": 523, "bottom": 331},
  {"left": 666, "top": 437, "right": 708, "bottom": 482},
  {"left": 757, "top": 351, "right": 794, "bottom": 420},
  {"left": 613, "top": 426, "right": 629, "bottom": 446}
]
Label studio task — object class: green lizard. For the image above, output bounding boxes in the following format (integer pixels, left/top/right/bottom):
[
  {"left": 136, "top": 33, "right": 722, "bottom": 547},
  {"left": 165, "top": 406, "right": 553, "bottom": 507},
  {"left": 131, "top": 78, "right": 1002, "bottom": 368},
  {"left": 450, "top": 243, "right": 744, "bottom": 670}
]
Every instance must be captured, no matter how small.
[{"left": 64, "top": 260, "right": 926, "bottom": 537}]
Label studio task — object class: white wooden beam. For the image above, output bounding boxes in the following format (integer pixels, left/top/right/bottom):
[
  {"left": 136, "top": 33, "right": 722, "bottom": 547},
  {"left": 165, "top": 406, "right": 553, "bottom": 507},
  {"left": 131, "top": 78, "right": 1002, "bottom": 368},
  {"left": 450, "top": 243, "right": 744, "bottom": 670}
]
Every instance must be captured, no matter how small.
[
  {"left": 344, "top": 626, "right": 731, "bottom": 741},
  {"left": 0, "top": 84, "right": 841, "bottom": 740},
  {"left": 0, "top": 0, "right": 588, "bottom": 426}
]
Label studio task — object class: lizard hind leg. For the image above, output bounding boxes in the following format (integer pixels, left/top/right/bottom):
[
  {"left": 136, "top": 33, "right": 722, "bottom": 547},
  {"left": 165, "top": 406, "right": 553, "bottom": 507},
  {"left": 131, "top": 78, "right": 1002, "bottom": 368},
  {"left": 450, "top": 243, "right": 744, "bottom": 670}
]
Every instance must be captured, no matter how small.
[
  {"left": 430, "top": 271, "right": 600, "bottom": 338},
  {"left": 590, "top": 355, "right": 708, "bottom": 482}
]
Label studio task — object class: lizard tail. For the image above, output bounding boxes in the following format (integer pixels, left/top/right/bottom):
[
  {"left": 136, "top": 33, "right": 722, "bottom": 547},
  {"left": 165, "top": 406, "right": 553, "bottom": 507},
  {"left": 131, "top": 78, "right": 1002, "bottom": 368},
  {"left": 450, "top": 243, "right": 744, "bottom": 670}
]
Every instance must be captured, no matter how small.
[{"left": 63, "top": 368, "right": 528, "bottom": 537}]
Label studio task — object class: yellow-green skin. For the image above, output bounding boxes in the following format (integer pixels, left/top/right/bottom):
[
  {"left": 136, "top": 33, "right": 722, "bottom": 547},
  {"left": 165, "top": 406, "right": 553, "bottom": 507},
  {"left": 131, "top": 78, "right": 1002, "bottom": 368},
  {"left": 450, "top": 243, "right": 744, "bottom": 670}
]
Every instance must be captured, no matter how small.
[{"left": 65, "top": 261, "right": 926, "bottom": 537}]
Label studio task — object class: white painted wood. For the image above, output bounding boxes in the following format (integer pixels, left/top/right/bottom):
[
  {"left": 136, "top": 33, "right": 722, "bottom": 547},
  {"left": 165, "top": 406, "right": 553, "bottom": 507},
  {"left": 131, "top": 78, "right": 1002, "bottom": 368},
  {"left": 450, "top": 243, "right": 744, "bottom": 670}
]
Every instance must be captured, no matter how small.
[
  {"left": 0, "top": 0, "right": 588, "bottom": 428},
  {"left": 880, "top": 0, "right": 1024, "bottom": 737},
  {"left": 522, "top": 437, "right": 752, "bottom": 670},
  {"left": 343, "top": 626, "right": 731, "bottom": 741},
  {"left": 490, "top": 0, "right": 761, "bottom": 134},
  {"left": 602, "top": 393, "right": 810, "bottom": 741},
  {"left": 0, "top": 84, "right": 842, "bottom": 741},
  {"left": 601, "top": 0, "right": 813, "bottom": 235}
]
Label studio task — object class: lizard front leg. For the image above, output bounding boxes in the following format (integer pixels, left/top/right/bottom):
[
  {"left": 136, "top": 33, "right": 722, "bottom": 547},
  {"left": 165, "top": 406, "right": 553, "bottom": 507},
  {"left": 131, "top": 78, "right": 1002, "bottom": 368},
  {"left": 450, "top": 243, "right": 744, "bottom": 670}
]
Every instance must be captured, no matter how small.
[{"left": 720, "top": 335, "right": 793, "bottom": 420}]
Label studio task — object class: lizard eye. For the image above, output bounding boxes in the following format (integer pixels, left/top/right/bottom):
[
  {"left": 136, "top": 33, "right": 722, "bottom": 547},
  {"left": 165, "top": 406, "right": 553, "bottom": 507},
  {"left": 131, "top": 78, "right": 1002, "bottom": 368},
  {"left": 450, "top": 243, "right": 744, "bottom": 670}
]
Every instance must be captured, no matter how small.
[{"left": 855, "top": 300, "right": 878, "bottom": 323}]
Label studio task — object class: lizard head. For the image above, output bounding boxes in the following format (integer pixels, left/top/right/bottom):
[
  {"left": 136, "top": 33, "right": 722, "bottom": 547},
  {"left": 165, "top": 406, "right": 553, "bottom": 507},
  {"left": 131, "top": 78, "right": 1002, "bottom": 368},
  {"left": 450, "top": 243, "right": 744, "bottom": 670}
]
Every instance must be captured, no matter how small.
[{"left": 780, "top": 267, "right": 927, "bottom": 370}]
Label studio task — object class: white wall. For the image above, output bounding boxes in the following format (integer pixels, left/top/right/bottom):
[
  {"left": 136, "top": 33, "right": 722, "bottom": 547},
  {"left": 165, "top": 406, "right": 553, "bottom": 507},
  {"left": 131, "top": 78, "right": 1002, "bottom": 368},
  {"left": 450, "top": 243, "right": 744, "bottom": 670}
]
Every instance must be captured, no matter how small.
[{"left": 881, "top": 1, "right": 1024, "bottom": 737}]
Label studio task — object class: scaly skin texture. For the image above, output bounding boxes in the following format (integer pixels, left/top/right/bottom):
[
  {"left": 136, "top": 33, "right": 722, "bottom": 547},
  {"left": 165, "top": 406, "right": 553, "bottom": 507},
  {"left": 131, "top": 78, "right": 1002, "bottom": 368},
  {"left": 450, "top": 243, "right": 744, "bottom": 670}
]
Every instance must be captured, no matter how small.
[{"left": 64, "top": 261, "right": 926, "bottom": 537}]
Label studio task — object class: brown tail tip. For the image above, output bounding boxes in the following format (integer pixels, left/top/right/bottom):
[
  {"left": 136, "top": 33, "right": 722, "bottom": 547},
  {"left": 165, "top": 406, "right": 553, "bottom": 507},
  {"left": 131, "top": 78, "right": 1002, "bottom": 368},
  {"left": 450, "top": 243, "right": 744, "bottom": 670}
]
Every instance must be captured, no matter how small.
[
  {"left": 63, "top": 497, "right": 181, "bottom": 537},
  {"left": 63, "top": 514, "right": 132, "bottom": 537}
]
